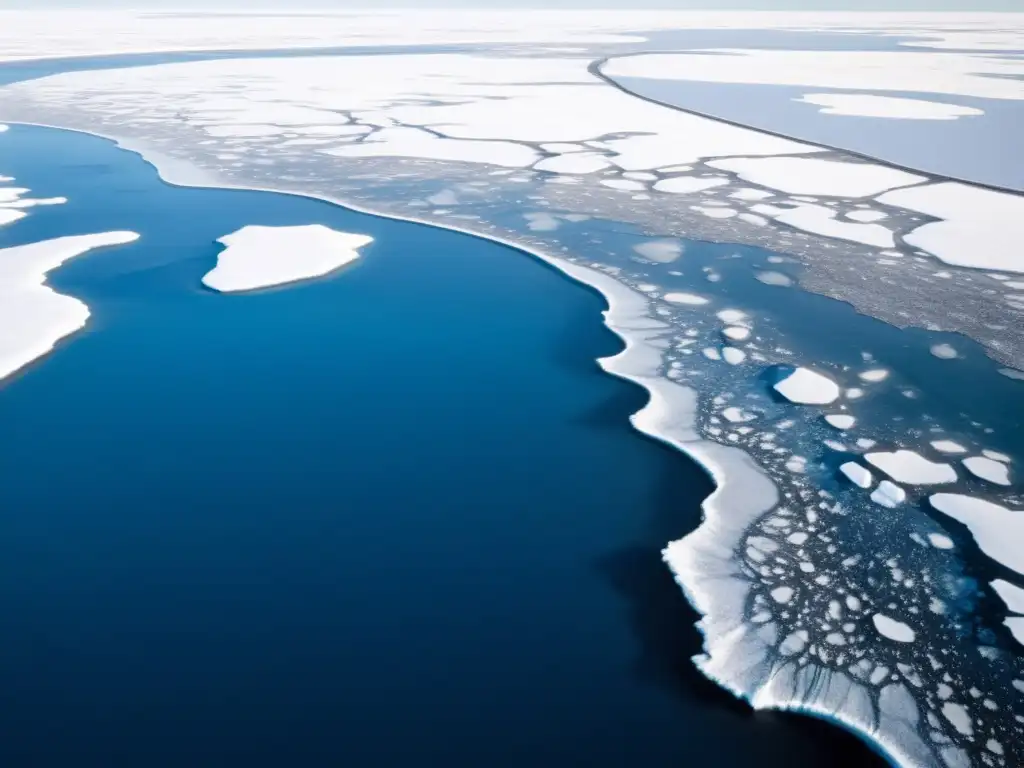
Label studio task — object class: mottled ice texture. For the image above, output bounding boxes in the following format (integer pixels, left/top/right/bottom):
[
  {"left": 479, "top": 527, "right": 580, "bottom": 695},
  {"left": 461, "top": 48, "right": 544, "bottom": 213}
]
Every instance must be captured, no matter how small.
[
  {"left": 872, "top": 614, "right": 916, "bottom": 643},
  {"left": 865, "top": 451, "right": 957, "bottom": 485},
  {"left": 633, "top": 240, "right": 682, "bottom": 263},
  {"left": 878, "top": 183, "right": 1024, "bottom": 274},
  {"left": 751, "top": 202, "right": 895, "bottom": 249},
  {"left": 930, "top": 343, "right": 959, "bottom": 360},
  {"left": 962, "top": 456, "right": 1011, "bottom": 486},
  {"left": 202, "top": 224, "right": 373, "bottom": 293},
  {"left": 774, "top": 367, "right": 840, "bottom": 405},
  {"left": 797, "top": 93, "right": 984, "bottom": 121},
  {"left": 707, "top": 156, "right": 924, "bottom": 198},
  {"left": 930, "top": 494, "right": 1024, "bottom": 574},
  {"left": 0, "top": 231, "right": 140, "bottom": 382}
]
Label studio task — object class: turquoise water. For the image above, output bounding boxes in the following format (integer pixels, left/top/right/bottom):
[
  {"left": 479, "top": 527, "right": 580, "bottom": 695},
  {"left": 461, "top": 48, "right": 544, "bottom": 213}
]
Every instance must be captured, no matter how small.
[{"left": 0, "top": 126, "right": 884, "bottom": 765}]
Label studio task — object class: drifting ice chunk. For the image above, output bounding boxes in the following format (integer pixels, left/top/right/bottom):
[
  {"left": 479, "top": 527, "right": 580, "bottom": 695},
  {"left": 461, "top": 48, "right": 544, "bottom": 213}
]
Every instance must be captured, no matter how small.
[
  {"left": 962, "top": 456, "right": 1011, "bottom": 486},
  {"left": 859, "top": 368, "right": 889, "bottom": 383},
  {"left": 825, "top": 414, "right": 856, "bottom": 430},
  {"left": 929, "top": 494, "right": 1024, "bottom": 574},
  {"left": 865, "top": 450, "right": 957, "bottom": 485},
  {"left": 653, "top": 176, "right": 728, "bottom": 194},
  {"left": 203, "top": 224, "right": 373, "bottom": 293},
  {"left": 931, "top": 440, "right": 967, "bottom": 455},
  {"left": 723, "top": 326, "right": 751, "bottom": 341},
  {"left": 840, "top": 462, "right": 873, "bottom": 489},
  {"left": 991, "top": 580, "right": 1024, "bottom": 613},
  {"left": 927, "top": 533, "right": 954, "bottom": 550},
  {"left": 871, "top": 481, "right": 907, "bottom": 508},
  {"left": 872, "top": 613, "right": 916, "bottom": 643},
  {"left": 664, "top": 292, "right": 709, "bottom": 306},
  {"left": 722, "top": 347, "right": 746, "bottom": 365},
  {"left": 774, "top": 367, "right": 841, "bottom": 405}
]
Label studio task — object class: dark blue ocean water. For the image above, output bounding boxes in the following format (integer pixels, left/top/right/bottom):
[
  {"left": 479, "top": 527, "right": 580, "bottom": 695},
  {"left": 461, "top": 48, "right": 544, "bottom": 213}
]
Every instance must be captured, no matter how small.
[{"left": 0, "top": 126, "right": 884, "bottom": 766}]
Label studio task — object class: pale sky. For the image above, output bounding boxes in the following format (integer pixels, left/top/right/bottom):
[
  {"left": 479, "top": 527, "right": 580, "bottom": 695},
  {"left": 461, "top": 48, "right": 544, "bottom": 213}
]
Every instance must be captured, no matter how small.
[{"left": 0, "top": 0, "right": 1020, "bottom": 9}]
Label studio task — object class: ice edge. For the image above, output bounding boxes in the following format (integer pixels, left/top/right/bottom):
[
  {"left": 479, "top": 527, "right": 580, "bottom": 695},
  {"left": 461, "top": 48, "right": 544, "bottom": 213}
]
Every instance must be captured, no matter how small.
[{"left": 26, "top": 121, "right": 914, "bottom": 768}]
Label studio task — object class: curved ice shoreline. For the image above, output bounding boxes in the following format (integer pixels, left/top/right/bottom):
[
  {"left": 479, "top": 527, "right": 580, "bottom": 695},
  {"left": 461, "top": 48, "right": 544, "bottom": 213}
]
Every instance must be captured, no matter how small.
[{"left": 13, "top": 121, "right": 920, "bottom": 766}]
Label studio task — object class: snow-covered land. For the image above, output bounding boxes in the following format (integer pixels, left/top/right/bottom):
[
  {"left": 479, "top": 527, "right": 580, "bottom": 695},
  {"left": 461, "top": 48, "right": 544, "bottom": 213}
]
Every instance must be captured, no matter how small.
[
  {"left": 0, "top": 232, "right": 140, "bottom": 382},
  {"left": 203, "top": 225, "right": 373, "bottom": 293}
]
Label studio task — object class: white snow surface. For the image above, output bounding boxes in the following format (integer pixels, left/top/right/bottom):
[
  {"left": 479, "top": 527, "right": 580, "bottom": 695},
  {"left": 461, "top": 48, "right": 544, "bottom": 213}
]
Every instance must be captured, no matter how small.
[
  {"left": 991, "top": 579, "right": 1024, "bottom": 613},
  {"left": 773, "top": 367, "right": 840, "bottom": 405},
  {"left": 931, "top": 440, "right": 967, "bottom": 454},
  {"left": 871, "top": 480, "right": 908, "bottom": 508},
  {"left": 203, "top": 225, "right": 373, "bottom": 293},
  {"left": 930, "top": 494, "right": 1024, "bottom": 574},
  {"left": 0, "top": 231, "right": 140, "bottom": 382},
  {"left": 878, "top": 183, "right": 1024, "bottom": 274},
  {"left": 664, "top": 292, "right": 709, "bottom": 306},
  {"left": 865, "top": 450, "right": 957, "bottom": 485},
  {"left": 750, "top": 202, "right": 895, "bottom": 249},
  {"left": 708, "top": 156, "right": 924, "bottom": 198},
  {"left": 840, "top": 461, "right": 873, "bottom": 489},
  {"left": 825, "top": 414, "right": 856, "bottom": 430},
  {"left": 796, "top": 93, "right": 984, "bottom": 121}
]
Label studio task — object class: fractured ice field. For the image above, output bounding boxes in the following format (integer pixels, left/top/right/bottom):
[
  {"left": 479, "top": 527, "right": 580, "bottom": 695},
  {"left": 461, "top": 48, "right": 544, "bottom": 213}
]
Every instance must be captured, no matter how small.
[{"left": 1, "top": 13, "right": 1023, "bottom": 768}]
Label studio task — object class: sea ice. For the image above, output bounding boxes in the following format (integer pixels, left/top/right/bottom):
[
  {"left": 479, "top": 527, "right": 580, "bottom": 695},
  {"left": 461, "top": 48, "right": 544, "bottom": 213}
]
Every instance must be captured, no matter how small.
[
  {"left": 751, "top": 202, "right": 895, "bottom": 249},
  {"left": 871, "top": 481, "right": 907, "bottom": 508},
  {"left": 840, "top": 462, "right": 873, "bottom": 489},
  {"left": 774, "top": 367, "right": 841, "bottom": 405},
  {"left": 991, "top": 580, "right": 1024, "bottom": 613},
  {"left": 797, "top": 93, "right": 984, "bottom": 121},
  {"left": 931, "top": 440, "right": 967, "bottom": 454},
  {"left": 707, "top": 156, "right": 924, "bottom": 198},
  {"left": 872, "top": 613, "right": 916, "bottom": 643},
  {"left": 633, "top": 240, "right": 682, "bottom": 263},
  {"left": 927, "top": 533, "right": 955, "bottom": 550},
  {"left": 865, "top": 450, "right": 957, "bottom": 485},
  {"left": 825, "top": 414, "right": 856, "bottom": 430},
  {"left": 653, "top": 176, "right": 729, "bottom": 195},
  {"left": 0, "top": 231, "right": 140, "bottom": 382},
  {"left": 930, "top": 343, "right": 959, "bottom": 359},
  {"left": 723, "top": 326, "right": 751, "bottom": 341},
  {"left": 962, "top": 456, "right": 1011, "bottom": 486},
  {"left": 722, "top": 347, "right": 746, "bottom": 365},
  {"left": 203, "top": 224, "right": 373, "bottom": 293},
  {"left": 664, "top": 292, "right": 709, "bottom": 306},
  {"left": 929, "top": 494, "right": 1024, "bottom": 574},
  {"left": 858, "top": 369, "right": 889, "bottom": 383}
]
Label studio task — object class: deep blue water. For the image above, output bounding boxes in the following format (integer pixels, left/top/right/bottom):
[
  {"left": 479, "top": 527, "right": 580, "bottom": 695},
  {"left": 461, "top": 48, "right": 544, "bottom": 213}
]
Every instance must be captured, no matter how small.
[{"left": 0, "top": 126, "right": 886, "bottom": 766}]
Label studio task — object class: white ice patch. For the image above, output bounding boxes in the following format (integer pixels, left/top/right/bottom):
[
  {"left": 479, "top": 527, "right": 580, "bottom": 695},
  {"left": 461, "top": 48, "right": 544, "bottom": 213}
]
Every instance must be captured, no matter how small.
[
  {"left": 664, "top": 292, "right": 709, "bottom": 306},
  {"left": 991, "top": 579, "right": 1024, "bottom": 613},
  {"left": 858, "top": 368, "right": 889, "bottom": 383},
  {"left": 962, "top": 456, "right": 1011, "bottom": 486},
  {"left": 872, "top": 613, "right": 916, "bottom": 643},
  {"left": 633, "top": 240, "right": 682, "bottom": 263},
  {"left": 931, "top": 440, "right": 967, "bottom": 454},
  {"left": 653, "top": 176, "right": 729, "bottom": 195},
  {"left": 707, "top": 156, "right": 924, "bottom": 198},
  {"left": 871, "top": 481, "right": 907, "bottom": 508},
  {"left": 878, "top": 182, "right": 1024, "bottom": 274},
  {"left": 840, "top": 461, "right": 873, "bottom": 489},
  {"left": 865, "top": 450, "right": 957, "bottom": 485},
  {"left": 930, "top": 343, "right": 959, "bottom": 360},
  {"left": 750, "top": 201, "right": 895, "bottom": 249},
  {"left": 0, "top": 231, "right": 140, "bottom": 382},
  {"left": 774, "top": 367, "right": 841, "bottom": 405},
  {"left": 797, "top": 93, "right": 984, "bottom": 121},
  {"left": 825, "top": 414, "right": 856, "bottom": 430},
  {"left": 723, "top": 326, "right": 751, "bottom": 342},
  {"left": 930, "top": 494, "right": 1024, "bottom": 574},
  {"left": 203, "top": 224, "right": 373, "bottom": 293},
  {"left": 927, "top": 533, "right": 955, "bottom": 550},
  {"left": 722, "top": 347, "right": 746, "bottom": 365}
]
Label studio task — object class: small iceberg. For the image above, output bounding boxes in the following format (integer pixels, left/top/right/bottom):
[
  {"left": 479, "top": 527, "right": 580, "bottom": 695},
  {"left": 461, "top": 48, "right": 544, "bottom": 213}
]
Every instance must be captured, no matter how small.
[{"left": 203, "top": 224, "right": 374, "bottom": 293}]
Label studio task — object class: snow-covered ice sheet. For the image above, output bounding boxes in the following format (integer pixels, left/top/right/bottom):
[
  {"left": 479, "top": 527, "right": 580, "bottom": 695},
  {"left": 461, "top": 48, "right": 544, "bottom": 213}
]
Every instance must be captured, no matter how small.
[
  {"left": 708, "top": 156, "right": 924, "bottom": 198},
  {"left": 0, "top": 232, "right": 140, "bottom": 382},
  {"left": 203, "top": 224, "right": 373, "bottom": 293},
  {"left": 796, "top": 93, "right": 984, "bottom": 121}
]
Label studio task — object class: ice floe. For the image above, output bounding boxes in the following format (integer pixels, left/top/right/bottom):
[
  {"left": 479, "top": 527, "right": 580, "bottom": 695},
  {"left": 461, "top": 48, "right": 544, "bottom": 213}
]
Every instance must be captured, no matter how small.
[
  {"left": 0, "top": 231, "right": 140, "bottom": 382},
  {"left": 774, "top": 367, "right": 840, "bottom": 405},
  {"left": 707, "top": 156, "right": 924, "bottom": 198},
  {"left": 796, "top": 93, "right": 984, "bottom": 121},
  {"left": 825, "top": 414, "right": 856, "bottom": 430},
  {"left": 840, "top": 461, "right": 873, "bottom": 489},
  {"left": 865, "top": 450, "right": 957, "bottom": 485},
  {"left": 871, "top": 480, "right": 907, "bottom": 508},
  {"left": 633, "top": 240, "right": 682, "bottom": 263},
  {"left": 962, "top": 456, "right": 1011, "bottom": 486},
  {"left": 930, "top": 343, "right": 959, "bottom": 360},
  {"left": 992, "top": 580, "right": 1024, "bottom": 613},
  {"left": 664, "top": 292, "right": 709, "bottom": 306},
  {"left": 202, "top": 224, "right": 373, "bottom": 293},
  {"left": 878, "top": 183, "right": 1024, "bottom": 274},
  {"left": 931, "top": 440, "right": 967, "bottom": 454},
  {"left": 929, "top": 494, "right": 1024, "bottom": 574},
  {"left": 872, "top": 613, "right": 916, "bottom": 643},
  {"left": 750, "top": 201, "right": 895, "bottom": 249},
  {"left": 653, "top": 176, "right": 729, "bottom": 195}
]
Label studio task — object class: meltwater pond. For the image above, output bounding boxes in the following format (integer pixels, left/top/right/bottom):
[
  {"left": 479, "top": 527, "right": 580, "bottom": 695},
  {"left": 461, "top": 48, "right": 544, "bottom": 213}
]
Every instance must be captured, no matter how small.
[{"left": 0, "top": 125, "right": 882, "bottom": 766}]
